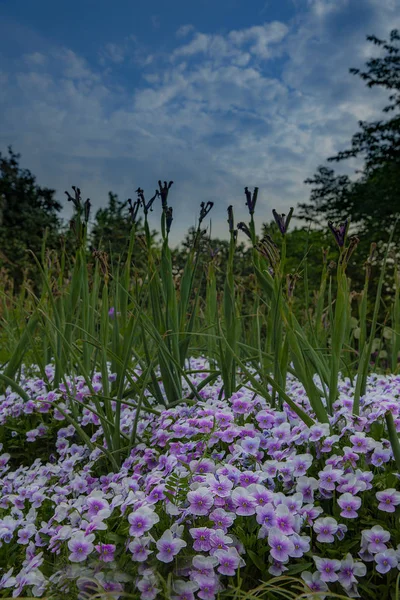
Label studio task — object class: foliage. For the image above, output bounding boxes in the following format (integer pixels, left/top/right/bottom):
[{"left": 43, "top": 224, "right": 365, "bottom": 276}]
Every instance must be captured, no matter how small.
[
  {"left": 0, "top": 147, "right": 62, "bottom": 290},
  {"left": 299, "top": 30, "right": 400, "bottom": 243}
]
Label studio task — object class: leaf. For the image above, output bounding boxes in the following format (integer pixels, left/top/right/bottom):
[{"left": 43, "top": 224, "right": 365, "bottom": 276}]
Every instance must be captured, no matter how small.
[
  {"left": 286, "top": 561, "right": 313, "bottom": 575},
  {"left": 247, "top": 550, "right": 266, "bottom": 572}
]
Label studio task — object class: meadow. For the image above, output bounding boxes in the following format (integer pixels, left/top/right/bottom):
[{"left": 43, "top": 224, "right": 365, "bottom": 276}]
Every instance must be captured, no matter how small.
[{"left": 0, "top": 182, "right": 400, "bottom": 600}]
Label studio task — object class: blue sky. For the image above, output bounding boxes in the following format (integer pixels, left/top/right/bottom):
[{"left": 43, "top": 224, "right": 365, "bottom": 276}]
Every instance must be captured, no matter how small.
[{"left": 0, "top": 0, "right": 398, "bottom": 244}]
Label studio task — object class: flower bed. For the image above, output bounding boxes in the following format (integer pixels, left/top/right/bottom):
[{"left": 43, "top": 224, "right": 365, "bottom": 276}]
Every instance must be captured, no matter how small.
[{"left": 1, "top": 359, "right": 400, "bottom": 599}]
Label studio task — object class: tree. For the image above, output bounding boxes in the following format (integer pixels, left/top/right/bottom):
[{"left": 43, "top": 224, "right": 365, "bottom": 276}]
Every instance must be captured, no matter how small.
[
  {"left": 299, "top": 30, "right": 400, "bottom": 242},
  {"left": 0, "top": 147, "right": 62, "bottom": 289}
]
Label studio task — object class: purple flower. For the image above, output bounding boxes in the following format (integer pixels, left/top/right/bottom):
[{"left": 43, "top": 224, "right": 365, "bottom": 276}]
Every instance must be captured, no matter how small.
[
  {"left": 337, "top": 492, "right": 361, "bottom": 518},
  {"left": 268, "top": 557, "right": 288, "bottom": 576},
  {"left": 337, "top": 474, "right": 365, "bottom": 495},
  {"left": 195, "top": 575, "right": 218, "bottom": 600},
  {"left": 375, "top": 549, "right": 398, "bottom": 574},
  {"left": 268, "top": 527, "right": 295, "bottom": 562},
  {"left": 336, "top": 523, "right": 348, "bottom": 541},
  {"left": 148, "top": 485, "right": 166, "bottom": 504},
  {"left": 95, "top": 543, "right": 115, "bottom": 562},
  {"left": 172, "top": 580, "right": 199, "bottom": 600},
  {"left": 376, "top": 488, "right": 400, "bottom": 513},
  {"left": 17, "top": 525, "right": 36, "bottom": 545},
  {"left": 68, "top": 531, "right": 95, "bottom": 562},
  {"left": 231, "top": 397, "right": 253, "bottom": 414},
  {"left": 192, "top": 554, "right": 218, "bottom": 578},
  {"left": 190, "top": 527, "right": 213, "bottom": 552},
  {"left": 209, "top": 529, "right": 232, "bottom": 553},
  {"left": 156, "top": 529, "right": 187, "bottom": 563},
  {"left": 247, "top": 483, "right": 273, "bottom": 507},
  {"left": 314, "top": 556, "right": 341, "bottom": 582},
  {"left": 279, "top": 492, "right": 303, "bottom": 513},
  {"left": 137, "top": 570, "right": 160, "bottom": 600},
  {"left": 296, "top": 476, "right": 318, "bottom": 503},
  {"left": 86, "top": 495, "right": 109, "bottom": 518},
  {"left": 128, "top": 506, "right": 159, "bottom": 536},
  {"left": 262, "top": 460, "right": 278, "bottom": 478},
  {"left": 371, "top": 447, "right": 392, "bottom": 467},
  {"left": 231, "top": 487, "right": 257, "bottom": 516},
  {"left": 321, "top": 435, "right": 339, "bottom": 453},
  {"left": 301, "top": 571, "right": 329, "bottom": 595},
  {"left": 241, "top": 436, "right": 260, "bottom": 455},
  {"left": 256, "top": 410, "right": 275, "bottom": 429},
  {"left": 274, "top": 504, "right": 295, "bottom": 535},
  {"left": 309, "top": 423, "right": 330, "bottom": 442},
  {"left": 239, "top": 471, "right": 259, "bottom": 487},
  {"left": 362, "top": 525, "right": 391, "bottom": 554},
  {"left": 128, "top": 536, "right": 153, "bottom": 562},
  {"left": 313, "top": 517, "right": 338, "bottom": 543},
  {"left": 301, "top": 504, "right": 324, "bottom": 526},
  {"left": 350, "top": 433, "right": 371, "bottom": 453},
  {"left": 338, "top": 553, "right": 366, "bottom": 589},
  {"left": 290, "top": 533, "right": 310, "bottom": 557},
  {"left": 209, "top": 508, "right": 236, "bottom": 531},
  {"left": 214, "top": 547, "right": 242, "bottom": 576},
  {"left": 0, "top": 568, "right": 14, "bottom": 589},
  {"left": 318, "top": 466, "right": 342, "bottom": 491},
  {"left": 291, "top": 454, "right": 313, "bottom": 477},
  {"left": 187, "top": 487, "right": 214, "bottom": 516},
  {"left": 256, "top": 503, "right": 276, "bottom": 528},
  {"left": 26, "top": 429, "right": 39, "bottom": 442},
  {"left": 206, "top": 475, "right": 233, "bottom": 498},
  {"left": 190, "top": 458, "right": 216, "bottom": 475}
]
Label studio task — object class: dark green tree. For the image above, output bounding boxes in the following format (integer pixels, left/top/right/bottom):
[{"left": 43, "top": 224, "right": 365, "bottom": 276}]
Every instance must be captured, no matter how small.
[
  {"left": 0, "top": 147, "right": 62, "bottom": 289},
  {"left": 299, "top": 30, "right": 400, "bottom": 242}
]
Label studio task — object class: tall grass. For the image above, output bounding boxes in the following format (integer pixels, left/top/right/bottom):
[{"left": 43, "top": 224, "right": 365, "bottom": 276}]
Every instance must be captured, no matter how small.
[{"left": 1, "top": 184, "right": 399, "bottom": 470}]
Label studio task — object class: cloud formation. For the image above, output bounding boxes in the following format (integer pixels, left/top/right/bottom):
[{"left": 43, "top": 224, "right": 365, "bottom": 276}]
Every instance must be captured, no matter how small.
[{"left": 0, "top": 0, "right": 399, "bottom": 244}]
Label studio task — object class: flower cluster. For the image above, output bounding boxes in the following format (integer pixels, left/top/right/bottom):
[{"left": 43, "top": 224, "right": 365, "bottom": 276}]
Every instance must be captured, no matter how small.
[{"left": 1, "top": 360, "right": 400, "bottom": 599}]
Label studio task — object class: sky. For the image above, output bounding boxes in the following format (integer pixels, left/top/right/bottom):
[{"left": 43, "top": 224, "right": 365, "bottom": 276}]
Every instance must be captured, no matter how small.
[{"left": 0, "top": 0, "right": 399, "bottom": 245}]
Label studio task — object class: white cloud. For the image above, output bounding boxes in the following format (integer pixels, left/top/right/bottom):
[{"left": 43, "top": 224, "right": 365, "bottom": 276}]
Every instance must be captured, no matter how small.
[
  {"left": 54, "top": 49, "right": 100, "bottom": 82},
  {"left": 176, "top": 24, "right": 195, "bottom": 38},
  {"left": 308, "top": 0, "right": 348, "bottom": 18},
  {"left": 1, "top": 2, "right": 399, "bottom": 243},
  {"left": 23, "top": 52, "right": 47, "bottom": 66},
  {"left": 102, "top": 43, "right": 126, "bottom": 64},
  {"left": 171, "top": 21, "right": 288, "bottom": 63}
]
